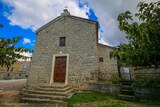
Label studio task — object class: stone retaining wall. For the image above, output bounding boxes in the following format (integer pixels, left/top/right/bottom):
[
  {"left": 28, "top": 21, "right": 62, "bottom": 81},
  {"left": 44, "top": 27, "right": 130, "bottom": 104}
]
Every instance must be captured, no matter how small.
[
  {"left": 0, "top": 72, "right": 27, "bottom": 80},
  {"left": 133, "top": 87, "right": 160, "bottom": 98},
  {"left": 120, "top": 67, "right": 160, "bottom": 81},
  {"left": 85, "top": 83, "right": 160, "bottom": 98},
  {"left": 86, "top": 83, "right": 121, "bottom": 95}
]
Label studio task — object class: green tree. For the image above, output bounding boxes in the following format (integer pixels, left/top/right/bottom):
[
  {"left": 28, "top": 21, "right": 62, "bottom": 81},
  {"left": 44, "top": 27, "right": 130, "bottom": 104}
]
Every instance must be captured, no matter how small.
[
  {"left": 110, "top": 1, "right": 160, "bottom": 68},
  {"left": 0, "top": 26, "right": 30, "bottom": 71}
]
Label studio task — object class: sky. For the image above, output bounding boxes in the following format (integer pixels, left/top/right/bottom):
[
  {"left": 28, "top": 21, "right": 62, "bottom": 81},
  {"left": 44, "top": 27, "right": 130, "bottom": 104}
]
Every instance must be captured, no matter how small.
[{"left": 0, "top": 0, "right": 158, "bottom": 57}]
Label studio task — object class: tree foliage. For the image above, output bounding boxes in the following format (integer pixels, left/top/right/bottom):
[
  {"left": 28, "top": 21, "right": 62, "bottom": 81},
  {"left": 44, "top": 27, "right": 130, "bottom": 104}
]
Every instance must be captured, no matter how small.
[
  {"left": 0, "top": 26, "right": 30, "bottom": 71},
  {"left": 110, "top": 1, "right": 160, "bottom": 68}
]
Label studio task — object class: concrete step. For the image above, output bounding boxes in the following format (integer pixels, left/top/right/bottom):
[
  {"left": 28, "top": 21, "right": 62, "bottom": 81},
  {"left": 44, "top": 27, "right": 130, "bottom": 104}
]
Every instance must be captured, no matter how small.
[
  {"left": 23, "top": 93, "right": 68, "bottom": 100},
  {"left": 22, "top": 97, "right": 65, "bottom": 103},
  {"left": 23, "top": 88, "right": 73, "bottom": 96},
  {"left": 119, "top": 94, "right": 136, "bottom": 101},
  {"left": 37, "top": 86, "right": 71, "bottom": 92}
]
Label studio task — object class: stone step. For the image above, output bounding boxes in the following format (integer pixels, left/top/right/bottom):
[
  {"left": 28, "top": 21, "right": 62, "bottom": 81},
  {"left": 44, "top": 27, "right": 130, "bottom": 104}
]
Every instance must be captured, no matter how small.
[
  {"left": 22, "top": 97, "right": 65, "bottom": 103},
  {"left": 121, "top": 89, "right": 134, "bottom": 95},
  {"left": 120, "top": 81, "right": 133, "bottom": 85},
  {"left": 119, "top": 94, "right": 136, "bottom": 101},
  {"left": 122, "top": 85, "right": 132, "bottom": 90},
  {"left": 23, "top": 88, "right": 73, "bottom": 96},
  {"left": 22, "top": 84, "right": 74, "bottom": 103},
  {"left": 37, "top": 86, "right": 71, "bottom": 92},
  {"left": 23, "top": 93, "right": 68, "bottom": 100},
  {"left": 40, "top": 84, "right": 69, "bottom": 88}
]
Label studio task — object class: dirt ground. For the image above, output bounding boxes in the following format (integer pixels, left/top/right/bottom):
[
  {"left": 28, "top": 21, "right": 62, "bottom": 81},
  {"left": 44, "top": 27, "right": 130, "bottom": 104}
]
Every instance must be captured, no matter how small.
[
  {"left": 73, "top": 101, "right": 160, "bottom": 107},
  {"left": 0, "top": 79, "right": 67, "bottom": 107},
  {"left": 0, "top": 90, "right": 159, "bottom": 107},
  {"left": 0, "top": 79, "right": 27, "bottom": 91},
  {"left": 0, "top": 80, "right": 159, "bottom": 107},
  {"left": 0, "top": 91, "right": 67, "bottom": 107}
]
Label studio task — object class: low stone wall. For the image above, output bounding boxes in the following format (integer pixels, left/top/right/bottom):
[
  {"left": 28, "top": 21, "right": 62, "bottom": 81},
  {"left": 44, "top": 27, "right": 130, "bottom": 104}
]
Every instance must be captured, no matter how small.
[
  {"left": 84, "top": 82, "right": 160, "bottom": 98},
  {"left": 133, "top": 67, "right": 160, "bottom": 73},
  {"left": 133, "top": 86, "right": 160, "bottom": 98},
  {"left": 0, "top": 72, "right": 27, "bottom": 80},
  {"left": 86, "top": 83, "right": 121, "bottom": 95}
]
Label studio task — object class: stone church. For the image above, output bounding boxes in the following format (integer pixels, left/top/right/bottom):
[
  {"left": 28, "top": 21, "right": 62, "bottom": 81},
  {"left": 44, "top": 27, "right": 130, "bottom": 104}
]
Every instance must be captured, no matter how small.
[{"left": 22, "top": 9, "right": 118, "bottom": 103}]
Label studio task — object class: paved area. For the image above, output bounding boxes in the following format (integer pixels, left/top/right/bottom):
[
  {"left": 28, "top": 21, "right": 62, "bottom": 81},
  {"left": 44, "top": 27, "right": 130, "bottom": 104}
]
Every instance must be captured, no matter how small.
[{"left": 0, "top": 79, "right": 27, "bottom": 91}]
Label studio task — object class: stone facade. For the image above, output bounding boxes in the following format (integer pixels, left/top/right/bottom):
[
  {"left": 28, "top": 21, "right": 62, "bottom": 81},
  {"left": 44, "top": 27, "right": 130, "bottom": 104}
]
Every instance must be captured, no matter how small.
[
  {"left": 97, "top": 44, "right": 118, "bottom": 78},
  {"left": 26, "top": 10, "right": 118, "bottom": 90}
]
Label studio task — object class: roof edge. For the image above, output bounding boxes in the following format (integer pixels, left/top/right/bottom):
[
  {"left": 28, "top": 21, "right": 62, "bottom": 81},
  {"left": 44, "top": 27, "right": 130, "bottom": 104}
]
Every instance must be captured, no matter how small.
[
  {"left": 36, "top": 15, "right": 62, "bottom": 33},
  {"left": 98, "top": 43, "right": 113, "bottom": 49},
  {"left": 36, "top": 15, "right": 98, "bottom": 33}
]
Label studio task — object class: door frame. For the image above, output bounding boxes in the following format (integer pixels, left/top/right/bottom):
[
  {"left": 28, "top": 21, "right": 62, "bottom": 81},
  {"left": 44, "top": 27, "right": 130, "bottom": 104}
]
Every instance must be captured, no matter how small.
[{"left": 50, "top": 53, "right": 69, "bottom": 85}]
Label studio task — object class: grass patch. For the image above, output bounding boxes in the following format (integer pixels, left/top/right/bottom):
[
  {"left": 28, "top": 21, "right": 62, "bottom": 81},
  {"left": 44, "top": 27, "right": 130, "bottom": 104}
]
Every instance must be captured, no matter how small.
[
  {"left": 68, "top": 92, "right": 119, "bottom": 107},
  {"left": 135, "top": 98, "right": 160, "bottom": 105},
  {"left": 68, "top": 92, "right": 160, "bottom": 107}
]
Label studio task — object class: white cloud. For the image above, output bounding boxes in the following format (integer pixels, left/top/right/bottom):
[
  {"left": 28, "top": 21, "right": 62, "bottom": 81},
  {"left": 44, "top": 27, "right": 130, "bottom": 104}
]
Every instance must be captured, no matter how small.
[
  {"left": 2, "top": 0, "right": 89, "bottom": 31},
  {"left": 86, "top": 0, "right": 159, "bottom": 46},
  {"left": 16, "top": 52, "right": 32, "bottom": 61},
  {"left": 2, "top": 0, "right": 159, "bottom": 46},
  {"left": 23, "top": 38, "right": 31, "bottom": 44},
  {"left": 20, "top": 52, "right": 32, "bottom": 57}
]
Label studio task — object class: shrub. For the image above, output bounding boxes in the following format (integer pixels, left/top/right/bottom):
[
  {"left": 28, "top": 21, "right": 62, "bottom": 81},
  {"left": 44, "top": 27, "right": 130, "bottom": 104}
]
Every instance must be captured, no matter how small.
[{"left": 108, "top": 73, "right": 121, "bottom": 84}]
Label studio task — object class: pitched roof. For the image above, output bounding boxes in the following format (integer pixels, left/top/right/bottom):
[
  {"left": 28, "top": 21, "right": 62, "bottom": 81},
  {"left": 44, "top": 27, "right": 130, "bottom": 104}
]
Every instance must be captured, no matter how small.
[{"left": 36, "top": 10, "right": 98, "bottom": 33}]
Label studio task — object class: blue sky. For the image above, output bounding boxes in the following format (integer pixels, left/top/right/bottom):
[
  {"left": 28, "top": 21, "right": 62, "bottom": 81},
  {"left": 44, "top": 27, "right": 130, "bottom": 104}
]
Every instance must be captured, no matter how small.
[
  {"left": 0, "top": 14, "right": 36, "bottom": 50},
  {"left": 0, "top": 0, "right": 158, "bottom": 53},
  {"left": 0, "top": 0, "right": 98, "bottom": 50},
  {"left": 0, "top": 2, "right": 35, "bottom": 50}
]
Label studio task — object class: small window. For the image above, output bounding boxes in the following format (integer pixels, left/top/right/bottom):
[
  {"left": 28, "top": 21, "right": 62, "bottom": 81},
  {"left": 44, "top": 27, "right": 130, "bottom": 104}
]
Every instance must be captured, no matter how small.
[
  {"left": 59, "top": 37, "right": 66, "bottom": 47},
  {"left": 99, "top": 57, "right": 103, "bottom": 62}
]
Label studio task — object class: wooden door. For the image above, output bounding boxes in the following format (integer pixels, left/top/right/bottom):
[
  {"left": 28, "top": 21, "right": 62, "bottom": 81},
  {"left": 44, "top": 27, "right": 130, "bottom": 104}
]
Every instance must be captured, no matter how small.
[{"left": 54, "top": 56, "right": 67, "bottom": 83}]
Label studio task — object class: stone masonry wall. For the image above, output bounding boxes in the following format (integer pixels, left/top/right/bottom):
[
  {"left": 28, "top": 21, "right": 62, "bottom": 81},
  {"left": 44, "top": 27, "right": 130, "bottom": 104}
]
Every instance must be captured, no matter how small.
[
  {"left": 0, "top": 72, "right": 27, "bottom": 80},
  {"left": 87, "top": 83, "right": 121, "bottom": 95},
  {"left": 97, "top": 44, "right": 118, "bottom": 81},
  {"left": 133, "top": 67, "right": 160, "bottom": 73},
  {"left": 27, "top": 16, "right": 99, "bottom": 89}
]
